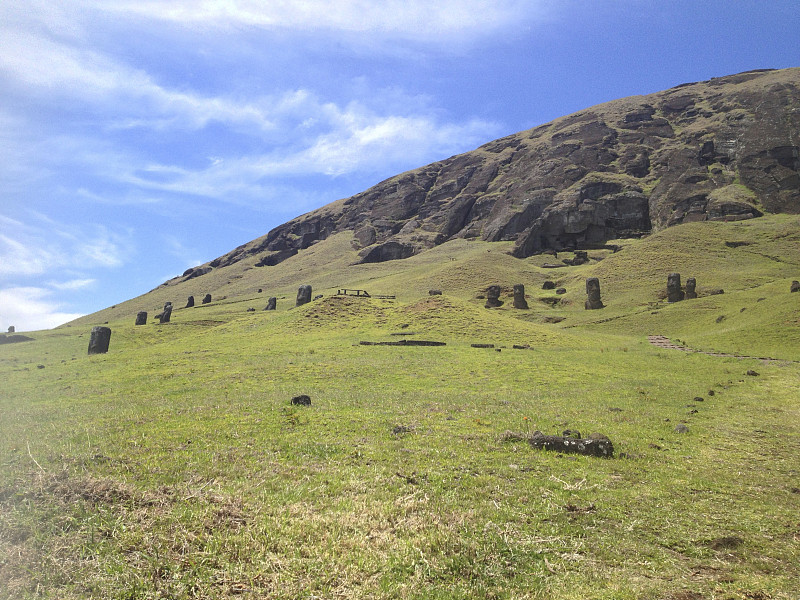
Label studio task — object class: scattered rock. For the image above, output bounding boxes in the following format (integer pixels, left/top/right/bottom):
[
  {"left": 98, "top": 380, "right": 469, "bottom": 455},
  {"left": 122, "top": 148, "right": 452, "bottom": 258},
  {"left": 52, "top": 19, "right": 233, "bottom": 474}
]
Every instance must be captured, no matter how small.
[
  {"left": 667, "top": 272, "right": 685, "bottom": 303},
  {"left": 674, "top": 424, "right": 690, "bottom": 434},
  {"left": 247, "top": 307, "right": 255, "bottom": 312},
  {"left": 555, "top": 287, "right": 567, "bottom": 295},
  {"left": 471, "top": 343, "right": 495, "bottom": 349},
  {"left": 485, "top": 285, "right": 503, "bottom": 308},
  {"left": 296, "top": 285, "right": 312, "bottom": 307},
  {"left": 313, "top": 294, "right": 323, "bottom": 301},
  {"left": 584, "top": 277, "right": 604, "bottom": 310},
  {"left": 512, "top": 344, "right": 531, "bottom": 350},
  {"left": 513, "top": 284, "right": 529, "bottom": 309},
  {"left": 529, "top": 431, "right": 614, "bottom": 457},
  {"left": 562, "top": 429, "right": 582, "bottom": 439},
  {"left": 88, "top": 326, "right": 112, "bottom": 355},
  {"left": 746, "top": 370, "right": 760, "bottom": 376},
  {"left": 291, "top": 394, "right": 311, "bottom": 406},
  {"left": 693, "top": 397, "right": 704, "bottom": 402},
  {"left": 429, "top": 289, "right": 443, "bottom": 296},
  {"left": 37, "top": 364, "right": 45, "bottom": 369},
  {"left": 542, "top": 281, "right": 556, "bottom": 290},
  {"left": 716, "top": 315, "right": 726, "bottom": 323},
  {"left": 135, "top": 311, "right": 147, "bottom": 326}
]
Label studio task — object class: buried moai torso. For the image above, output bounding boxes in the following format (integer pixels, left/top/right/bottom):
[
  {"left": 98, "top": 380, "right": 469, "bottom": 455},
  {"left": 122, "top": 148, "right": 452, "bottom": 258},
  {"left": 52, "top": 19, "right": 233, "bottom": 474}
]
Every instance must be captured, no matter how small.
[
  {"left": 485, "top": 285, "right": 503, "bottom": 308},
  {"left": 685, "top": 277, "right": 697, "bottom": 299},
  {"left": 296, "top": 285, "right": 312, "bottom": 307},
  {"left": 667, "top": 273, "right": 684, "bottom": 303},
  {"left": 513, "top": 284, "right": 528, "bottom": 309},
  {"left": 584, "top": 277, "right": 604, "bottom": 310}
]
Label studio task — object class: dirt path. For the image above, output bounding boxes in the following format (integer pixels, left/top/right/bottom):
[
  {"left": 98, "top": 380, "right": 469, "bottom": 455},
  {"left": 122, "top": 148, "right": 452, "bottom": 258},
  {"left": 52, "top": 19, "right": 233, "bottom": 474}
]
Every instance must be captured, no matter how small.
[{"left": 647, "top": 335, "right": 797, "bottom": 363}]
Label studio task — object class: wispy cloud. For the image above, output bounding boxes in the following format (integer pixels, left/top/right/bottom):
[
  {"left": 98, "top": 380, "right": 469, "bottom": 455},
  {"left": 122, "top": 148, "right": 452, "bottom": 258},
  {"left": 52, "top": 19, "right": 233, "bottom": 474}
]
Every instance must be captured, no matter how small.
[
  {"left": 94, "top": 1, "right": 549, "bottom": 43},
  {"left": 0, "top": 214, "right": 132, "bottom": 277}
]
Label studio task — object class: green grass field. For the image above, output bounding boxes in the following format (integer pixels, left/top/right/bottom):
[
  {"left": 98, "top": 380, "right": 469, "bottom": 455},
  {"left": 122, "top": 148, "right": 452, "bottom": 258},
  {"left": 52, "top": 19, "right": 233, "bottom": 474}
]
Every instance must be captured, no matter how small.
[{"left": 1, "top": 216, "right": 799, "bottom": 599}]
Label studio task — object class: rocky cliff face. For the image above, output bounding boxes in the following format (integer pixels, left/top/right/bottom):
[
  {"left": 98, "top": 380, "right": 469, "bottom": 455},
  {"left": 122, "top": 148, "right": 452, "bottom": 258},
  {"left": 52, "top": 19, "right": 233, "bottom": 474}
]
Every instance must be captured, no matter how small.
[{"left": 196, "top": 68, "right": 800, "bottom": 276}]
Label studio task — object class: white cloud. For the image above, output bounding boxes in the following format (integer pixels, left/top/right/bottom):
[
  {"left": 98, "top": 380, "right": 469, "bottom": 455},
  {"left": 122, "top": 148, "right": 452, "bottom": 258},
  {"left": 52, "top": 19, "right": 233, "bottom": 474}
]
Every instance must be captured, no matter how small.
[{"left": 0, "top": 286, "right": 84, "bottom": 332}]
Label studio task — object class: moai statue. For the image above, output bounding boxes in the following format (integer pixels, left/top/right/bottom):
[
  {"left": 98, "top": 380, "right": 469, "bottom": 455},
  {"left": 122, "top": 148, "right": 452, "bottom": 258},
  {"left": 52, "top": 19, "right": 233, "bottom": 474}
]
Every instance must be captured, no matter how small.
[
  {"left": 296, "top": 285, "right": 312, "bottom": 307},
  {"left": 202, "top": 294, "right": 212, "bottom": 304},
  {"left": 88, "top": 326, "right": 111, "bottom": 354},
  {"left": 264, "top": 297, "right": 277, "bottom": 311},
  {"left": 585, "top": 277, "right": 605, "bottom": 310},
  {"left": 791, "top": 280, "right": 800, "bottom": 293},
  {"left": 513, "top": 284, "right": 529, "bottom": 309},
  {"left": 135, "top": 311, "right": 147, "bottom": 326},
  {"left": 485, "top": 285, "right": 503, "bottom": 308},
  {"left": 7, "top": 326, "right": 15, "bottom": 333},
  {"left": 685, "top": 277, "right": 697, "bottom": 299},
  {"left": 667, "top": 273, "right": 684, "bottom": 303},
  {"left": 158, "top": 302, "right": 173, "bottom": 323},
  {"left": 185, "top": 295, "right": 195, "bottom": 308}
]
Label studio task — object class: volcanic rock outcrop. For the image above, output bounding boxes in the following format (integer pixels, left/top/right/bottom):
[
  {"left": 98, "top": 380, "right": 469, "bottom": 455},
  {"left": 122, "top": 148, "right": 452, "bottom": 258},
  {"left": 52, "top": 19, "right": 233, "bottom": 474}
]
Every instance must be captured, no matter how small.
[{"left": 175, "top": 69, "right": 800, "bottom": 279}]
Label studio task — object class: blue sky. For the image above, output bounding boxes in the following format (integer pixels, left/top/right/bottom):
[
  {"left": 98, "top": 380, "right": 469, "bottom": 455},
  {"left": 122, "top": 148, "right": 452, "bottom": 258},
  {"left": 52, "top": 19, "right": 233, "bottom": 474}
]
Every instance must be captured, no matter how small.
[{"left": 1, "top": 1, "right": 799, "bottom": 331}]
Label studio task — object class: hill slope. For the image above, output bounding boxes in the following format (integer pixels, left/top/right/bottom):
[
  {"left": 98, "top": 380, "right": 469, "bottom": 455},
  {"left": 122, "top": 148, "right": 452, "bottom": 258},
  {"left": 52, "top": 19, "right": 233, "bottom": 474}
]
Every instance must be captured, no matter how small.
[{"left": 174, "top": 67, "right": 799, "bottom": 287}]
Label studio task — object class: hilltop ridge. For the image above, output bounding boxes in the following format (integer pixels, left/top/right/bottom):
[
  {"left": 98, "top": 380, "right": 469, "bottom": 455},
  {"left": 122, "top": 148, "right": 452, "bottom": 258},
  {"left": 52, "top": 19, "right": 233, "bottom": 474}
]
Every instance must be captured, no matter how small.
[{"left": 182, "top": 67, "right": 799, "bottom": 281}]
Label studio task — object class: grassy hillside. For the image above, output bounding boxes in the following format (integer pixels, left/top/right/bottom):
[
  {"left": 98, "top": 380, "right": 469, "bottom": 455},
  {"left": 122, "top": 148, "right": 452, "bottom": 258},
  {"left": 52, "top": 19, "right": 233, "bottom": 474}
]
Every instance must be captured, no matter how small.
[{"left": 2, "top": 215, "right": 799, "bottom": 599}]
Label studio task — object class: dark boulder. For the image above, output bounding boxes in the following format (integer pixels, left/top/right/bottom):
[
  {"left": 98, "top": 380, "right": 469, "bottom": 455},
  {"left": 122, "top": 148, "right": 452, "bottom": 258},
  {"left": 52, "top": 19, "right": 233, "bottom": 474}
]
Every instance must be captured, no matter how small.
[
  {"left": 88, "top": 326, "right": 111, "bottom": 355},
  {"left": 556, "top": 287, "right": 567, "bottom": 295},
  {"left": 542, "top": 281, "right": 556, "bottom": 290},
  {"left": 291, "top": 394, "right": 311, "bottom": 406},
  {"left": 296, "top": 285, "right": 312, "bottom": 307},
  {"left": 513, "top": 284, "right": 529, "bottom": 309},
  {"left": 429, "top": 289, "right": 443, "bottom": 296}
]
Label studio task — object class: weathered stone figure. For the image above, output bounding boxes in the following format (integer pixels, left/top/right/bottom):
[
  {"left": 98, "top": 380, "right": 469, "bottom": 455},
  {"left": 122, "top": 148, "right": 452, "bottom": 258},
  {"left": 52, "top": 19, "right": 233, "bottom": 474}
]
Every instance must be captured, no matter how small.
[
  {"left": 7, "top": 326, "right": 14, "bottom": 333},
  {"left": 158, "top": 302, "right": 173, "bottom": 323},
  {"left": 685, "top": 277, "right": 697, "bottom": 299},
  {"left": 485, "top": 285, "right": 503, "bottom": 308},
  {"left": 185, "top": 295, "right": 195, "bottom": 308},
  {"left": 667, "top": 273, "right": 684, "bottom": 302},
  {"left": 791, "top": 280, "right": 800, "bottom": 293},
  {"left": 513, "top": 284, "right": 528, "bottom": 309},
  {"left": 264, "top": 297, "right": 277, "bottom": 310},
  {"left": 88, "top": 326, "right": 111, "bottom": 355},
  {"left": 296, "top": 285, "right": 312, "bottom": 307},
  {"left": 202, "top": 294, "right": 212, "bottom": 304},
  {"left": 135, "top": 311, "right": 147, "bottom": 326},
  {"left": 585, "top": 277, "right": 605, "bottom": 310}
]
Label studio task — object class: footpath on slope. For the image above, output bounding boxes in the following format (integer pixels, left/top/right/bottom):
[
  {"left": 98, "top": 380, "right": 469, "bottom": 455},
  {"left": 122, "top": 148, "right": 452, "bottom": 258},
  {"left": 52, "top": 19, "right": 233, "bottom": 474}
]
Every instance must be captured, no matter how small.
[{"left": 647, "top": 335, "right": 798, "bottom": 364}]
